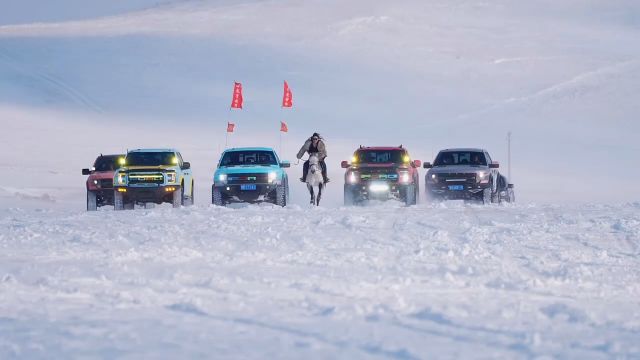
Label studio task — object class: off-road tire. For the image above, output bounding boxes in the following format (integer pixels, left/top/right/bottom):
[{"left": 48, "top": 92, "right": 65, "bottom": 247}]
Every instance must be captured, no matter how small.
[
  {"left": 344, "top": 185, "right": 356, "bottom": 206},
  {"left": 404, "top": 184, "right": 417, "bottom": 206},
  {"left": 212, "top": 186, "right": 224, "bottom": 206},
  {"left": 87, "top": 190, "right": 97, "bottom": 211},
  {"left": 172, "top": 185, "right": 183, "bottom": 208},
  {"left": 276, "top": 182, "right": 287, "bottom": 207},
  {"left": 188, "top": 180, "right": 194, "bottom": 206},
  {"left": 482, "top": 187, "right": 492, "bottom": 205},
  {"left": 114, "top": 191, "right": 124, "bottom": 211}
]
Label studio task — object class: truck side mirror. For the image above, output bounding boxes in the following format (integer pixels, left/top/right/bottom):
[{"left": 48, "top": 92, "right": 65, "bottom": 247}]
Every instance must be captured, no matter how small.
[
  {"left": 280, "top": 161, "right": 291, "bottom": 168},
  {"left": 423, "top": 162, "right": 432, "bottom": 169},
  {"left": 412, "top": 160, "right": 422, "bottom": 168},
  {"left": 508, "top": 183, "right": 514, "bottom": 188},
  {"left": 182, "top": 162, "right": 191, "bottom": 170},
  {"left": 341, "top": 161, "right": 350, "bottom": 168},
  {"left": 489, "top": 162, "right": 499, "bottom": 169},
  {"left": 82, "top": 168, "right": 91, "bottom": 175}
]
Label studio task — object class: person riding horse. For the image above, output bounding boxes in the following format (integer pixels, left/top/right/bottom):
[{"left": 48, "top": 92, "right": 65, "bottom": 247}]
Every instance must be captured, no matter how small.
[{"left": 297, "top": 133, "right": 329, "bottom": 183}]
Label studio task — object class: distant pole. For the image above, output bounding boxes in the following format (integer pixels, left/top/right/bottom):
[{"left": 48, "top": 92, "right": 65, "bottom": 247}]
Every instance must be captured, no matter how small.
[
  {"left": 507, "top": 131, "right": 512, "bottom": 181},
  {"left": 279, "top": 131, "right": 282, "bottom": 155},
  {"left": 225, "top": 131, "right": 229, "bottom": 149}
]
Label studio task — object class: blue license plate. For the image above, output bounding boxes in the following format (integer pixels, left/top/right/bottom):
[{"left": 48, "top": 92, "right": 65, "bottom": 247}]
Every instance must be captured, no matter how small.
[
  {"left": 448, "top": 185, "right": 464, "bottom": 191},
  {"left": 240, "top": 184, "right": 257, "bottom": 191}
]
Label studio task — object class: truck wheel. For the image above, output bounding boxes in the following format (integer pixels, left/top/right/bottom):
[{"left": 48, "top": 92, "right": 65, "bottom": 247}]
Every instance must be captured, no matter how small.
[
  {"left": 172, "top": 186, "right": 183, "bottom": 208},
  {"left": 482, "top": 188, "right": 491, "bottom": 205},
  {"left": 87, "top": 191, "right": 97, "bottom": 211},
  {"left": 187, "top": 180, "right": 194, "bottom": 206},
  {"left": 344, "top": 185, "right": 355, "bottom": 206},
  {"left": 276, "top": 184, "right": 287, "bottom": 207},
  {"left": 404, "top": 184, "right": 417, "bottom": 206},
  {"left": 114, "top": 191, "right": 124, "bottom": 211},
  {"left": 212, "top": 186, "right": 224, "bottom": 206}
]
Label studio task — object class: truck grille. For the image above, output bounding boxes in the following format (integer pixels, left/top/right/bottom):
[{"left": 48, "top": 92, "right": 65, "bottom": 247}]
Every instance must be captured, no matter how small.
[
  {"left": 360, "top": 173, "right": 398, "bottom": 181},
  {"left": 128, "top": 172, "right": 164, "bottom": 185},
  {"left": 99, "top": 179, "right": 113, "bottom": 189},
  {"left": 227, "top": 173, "right": 269, "bottom": 184},
  {"left": 438, "top": 173, "right": 476, "bottom": 184}
]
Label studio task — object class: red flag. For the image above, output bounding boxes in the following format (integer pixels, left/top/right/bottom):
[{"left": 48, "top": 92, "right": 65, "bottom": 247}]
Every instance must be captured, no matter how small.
[
  {"left": 280, "top": 121, "right": 288, "bottom": 133},
  {"left": 227, "top": 122, "right": 235, "bottom": 133},
  {"left": 230, "top": 82, "right": 243, "bottom": 109},
  {"left": 282, "top": 81, "right": 293, "bottom": 108}
]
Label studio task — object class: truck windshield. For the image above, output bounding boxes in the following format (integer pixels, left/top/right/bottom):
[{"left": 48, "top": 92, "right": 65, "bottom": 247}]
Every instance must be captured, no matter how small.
[
  {"left": 126, "top": 152, "right": 176, "bottom": 166},
  {"left": 434, "top": 151, "right": 486, "bottom": 166},
  {"left": 94, "top": 155, "right": 122, "bottom": 171},
  {"left": 220, "top": 151, "right": 277, "bottom": 166},
  {"left": 355, "top": 150, "right": 404, "bottom": 164}
]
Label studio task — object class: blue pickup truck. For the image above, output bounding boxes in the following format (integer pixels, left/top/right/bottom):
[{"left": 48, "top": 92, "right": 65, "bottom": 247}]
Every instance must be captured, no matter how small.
[{"left": 212, "top": 147, "right": 290, "bottom": 206}]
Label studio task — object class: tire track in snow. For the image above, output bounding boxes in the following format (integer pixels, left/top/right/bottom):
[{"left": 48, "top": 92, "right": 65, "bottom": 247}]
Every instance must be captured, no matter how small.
[{"left": 0, "top": 46, "right": 102, "bottom": 112}]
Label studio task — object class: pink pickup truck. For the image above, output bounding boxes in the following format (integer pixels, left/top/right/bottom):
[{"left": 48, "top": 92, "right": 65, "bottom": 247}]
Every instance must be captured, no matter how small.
[{"left": 82, "top": 154, "right": 124, "bottom": 211}]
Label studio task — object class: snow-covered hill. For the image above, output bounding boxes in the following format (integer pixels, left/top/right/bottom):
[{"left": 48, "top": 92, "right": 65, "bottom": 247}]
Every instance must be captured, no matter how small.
[
  {"left": 1, "top": 202, "right": 639, "bottom": 358},
  {"left": 0, "top": 1, "right": 639, "bottom": 358}
]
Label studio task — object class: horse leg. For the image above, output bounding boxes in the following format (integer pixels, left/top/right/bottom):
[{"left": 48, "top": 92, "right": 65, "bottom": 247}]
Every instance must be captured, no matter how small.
[
  {"left": 317, "top": 183, "right": 323, "bottom": 206},
  {"left": 307, "top": 184, "right": 315, "bottom": 205}
]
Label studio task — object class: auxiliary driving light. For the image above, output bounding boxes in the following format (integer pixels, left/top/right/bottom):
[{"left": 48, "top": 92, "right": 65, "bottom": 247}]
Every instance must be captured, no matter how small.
[
  {"left": 369, "top": 183, "right": 390, "bottom": 192},
  {"left": 117, "top": 188, "right": 127, "bottom": 192},
  {"left": 165, "top": 187, "right": 176, "bottom": 192}
]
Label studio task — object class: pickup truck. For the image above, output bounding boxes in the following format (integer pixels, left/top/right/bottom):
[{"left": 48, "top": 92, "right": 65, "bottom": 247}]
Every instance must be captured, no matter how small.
[
  {"left": 212, "top": 147, "right": 290, "bottom": 206},
  {"left": 113, "top": 148, "right": 194, "bottom": 209},
  {"left": 342, "top": 146, "right": 421, "bottom": 205},
  {"left": 424, "top": 148, "right": 514, "bottom": 204}
]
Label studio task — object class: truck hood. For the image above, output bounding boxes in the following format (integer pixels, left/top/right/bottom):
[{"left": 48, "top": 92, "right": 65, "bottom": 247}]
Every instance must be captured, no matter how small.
[
  {"left": 87, "top": 171, "right": 114, "bottom": 181},
  {"left": 120, "top": 165, "right": 175, "bottom": 171},
  {"left": 352, "top": 164, "right": 408, "bottom": 171},
  {"left": 428, "top": 165, "right": 489, "bottom": 174},
  {"left": 216, "top": 165, "right": 280, "bottom": 175}
]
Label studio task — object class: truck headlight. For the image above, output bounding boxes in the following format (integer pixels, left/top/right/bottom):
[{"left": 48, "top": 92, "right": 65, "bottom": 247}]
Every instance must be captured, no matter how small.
[
  {"left": 115, "top": 172, "right": 127, "bottom": 185},
  {"left": 216, "top": 174, "right": 227, "bottom": 184},
  {"left": 268, "top": 171, "right": 277, "bottom": 183},
  {"left": 477, "top": 172, "right": 489, "bottom": 184},
  {"left": 398, "top": 171, "right": 410, "bottom": 183},
  {"left": 348, "top": 171, "right": 359, "bottom": 184},
  {"left": 166, "top": 171, "right": 177, "bottom": 183},
  {"left": 429, "top": 173, "right": 438, "bottom": 183}
]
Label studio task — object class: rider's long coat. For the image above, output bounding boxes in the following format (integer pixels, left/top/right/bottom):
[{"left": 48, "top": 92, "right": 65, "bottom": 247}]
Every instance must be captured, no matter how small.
[{"left": 297, "top": 138, "right": 327, "bottom": 160}]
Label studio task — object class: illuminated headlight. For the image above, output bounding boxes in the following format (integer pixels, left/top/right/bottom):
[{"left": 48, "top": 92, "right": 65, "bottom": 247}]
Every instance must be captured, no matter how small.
[
  {"left": 369, "top": 182, "right": 390, "bottom": 192},
  {"left": 348, "top": 171, "right": 359, "bottom": 184},
  {"left": 268, "top": 171, "right": 277, "bottom": 183},
  {"left": 93, "top": 179, "right": 98, "bottom": 185},
  {"left": 115, "top": 172, "right": 127, "bottom": 185},
  {"left": 166, "top": 171, "right": 177, "bottom": 183},
  {"left": 429, "top": 173, "right": 438, "bottom": 183},
  {"left": 399, "top": 171, "right": 410, "bottom": 183},
  {"left": 217, "top": 174, "right": 227, "bottom": 184},
  {"left": 477, "top": 172, "right": 489, "bottom": 183}
]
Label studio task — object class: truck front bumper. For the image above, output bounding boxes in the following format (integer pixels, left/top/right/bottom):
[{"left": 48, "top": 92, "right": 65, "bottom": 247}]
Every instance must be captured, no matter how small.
[
  {"left": 114, "top": 185, "right": 179, "bottom": 203},
  {"left": 214, "top": 183, "right": 277, "bottom": 203},
  {"left": 346, "top": 182, "right": 411, "bottom": 201},
  {"left": 427, "top": 182, "right": 489, "bottom": 200}
]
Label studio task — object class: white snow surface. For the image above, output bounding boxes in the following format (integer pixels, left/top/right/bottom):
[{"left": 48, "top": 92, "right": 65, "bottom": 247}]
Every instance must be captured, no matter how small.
[
  {"left": 1, "top": 202, "right": 639, "bottom": 358},
  {"left": 1, "top": 0, "right": 640, "bottom": 358}
]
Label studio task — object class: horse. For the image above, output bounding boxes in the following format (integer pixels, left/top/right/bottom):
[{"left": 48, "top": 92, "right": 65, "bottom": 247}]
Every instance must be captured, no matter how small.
[{"left": 305, "top": 153, "right": 325, "bottom": 206}]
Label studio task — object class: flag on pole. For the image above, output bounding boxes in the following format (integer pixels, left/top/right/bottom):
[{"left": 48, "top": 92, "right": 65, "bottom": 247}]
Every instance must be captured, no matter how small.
[
  {"left": 282, "top": 81, "right": 293, "bottom": 108},
  {"left": 230, "top": 82, "right": 243, "bottom": 109},
  {"left": 280, "top": 121, "right": 288, "bottom": 133},
  {"left": 227, "top": 122, "right": 235, "bottom": 133}
]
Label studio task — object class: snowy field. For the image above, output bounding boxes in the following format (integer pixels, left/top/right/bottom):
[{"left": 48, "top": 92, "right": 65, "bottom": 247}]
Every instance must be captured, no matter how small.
[
  {"left": 1, "top": 0, "right": 640, "bottom": 358},
  {"left": 2, "top": 202, "right": 639, "bottom": 358}
]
